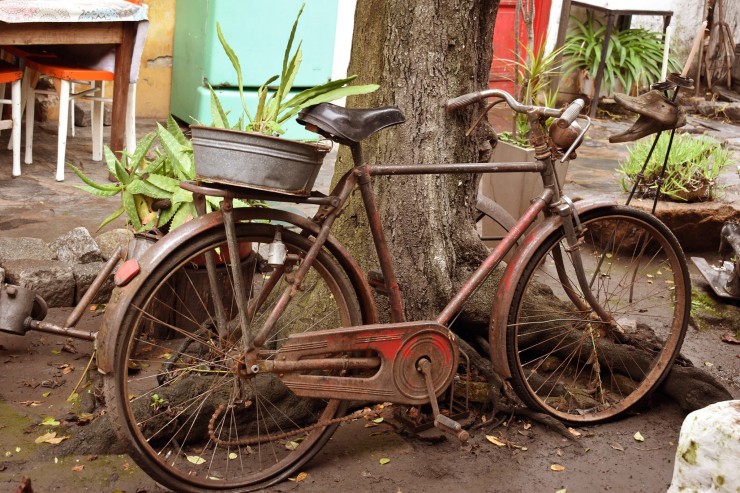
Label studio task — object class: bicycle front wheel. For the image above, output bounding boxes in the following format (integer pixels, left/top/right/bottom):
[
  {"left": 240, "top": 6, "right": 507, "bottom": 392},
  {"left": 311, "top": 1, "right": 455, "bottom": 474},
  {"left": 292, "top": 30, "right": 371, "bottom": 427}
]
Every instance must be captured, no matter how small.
[
  {"left": 105, "top": 223, "right": 361, "bottom": 492},
  {"left": 506, "top": 206, "right": 690, "bottom": 423}
]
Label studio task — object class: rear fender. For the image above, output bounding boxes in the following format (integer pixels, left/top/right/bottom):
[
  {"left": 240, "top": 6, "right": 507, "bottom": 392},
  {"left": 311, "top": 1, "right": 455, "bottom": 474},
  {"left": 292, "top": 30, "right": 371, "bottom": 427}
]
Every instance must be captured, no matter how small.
[
  {"left": 97, "top": 208, "right": 376, "bottom": 374},
  {"left": 489, "top": 199, "right": 617, "bottom": 378}
]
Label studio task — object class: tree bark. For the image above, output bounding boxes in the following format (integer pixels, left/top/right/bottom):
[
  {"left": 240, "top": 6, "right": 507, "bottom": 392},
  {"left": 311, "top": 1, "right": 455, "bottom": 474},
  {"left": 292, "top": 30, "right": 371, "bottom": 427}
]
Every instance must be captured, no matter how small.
[{"left": 334, "top": 0, "right": 500, "bottom": 327}]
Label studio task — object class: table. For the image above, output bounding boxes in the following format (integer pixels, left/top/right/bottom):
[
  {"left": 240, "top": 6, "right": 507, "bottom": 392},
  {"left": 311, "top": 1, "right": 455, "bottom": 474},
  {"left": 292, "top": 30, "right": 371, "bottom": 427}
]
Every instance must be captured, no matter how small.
[{"left": 0, "top": 0, "right": 149, "bottom": 154}]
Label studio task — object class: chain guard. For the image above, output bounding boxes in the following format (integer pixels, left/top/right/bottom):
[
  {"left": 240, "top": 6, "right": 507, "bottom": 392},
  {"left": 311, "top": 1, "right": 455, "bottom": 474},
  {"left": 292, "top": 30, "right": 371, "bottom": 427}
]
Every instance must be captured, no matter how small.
[{"left": 277, "top": 321, "right": 458, "bottom": 405}]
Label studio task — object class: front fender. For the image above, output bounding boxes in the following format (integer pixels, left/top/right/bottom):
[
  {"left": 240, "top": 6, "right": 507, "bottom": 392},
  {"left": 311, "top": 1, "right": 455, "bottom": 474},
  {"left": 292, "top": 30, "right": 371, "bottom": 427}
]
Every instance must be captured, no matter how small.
[
  {"left": 489, "top": 199, "right": 618, "bottom": 379},
  {"left": 97, "top": 208, "right": 377, "bottom": 374}
]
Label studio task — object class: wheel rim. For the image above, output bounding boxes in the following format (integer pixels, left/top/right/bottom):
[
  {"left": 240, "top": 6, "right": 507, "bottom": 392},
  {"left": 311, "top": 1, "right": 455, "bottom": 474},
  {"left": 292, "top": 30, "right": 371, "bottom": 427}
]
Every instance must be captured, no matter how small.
[
  {"left": 115, "top": 226, "right": 358, "bottom": 490},
  {"left": 509, "top": 211, "right": 689, "bottom": 422}
]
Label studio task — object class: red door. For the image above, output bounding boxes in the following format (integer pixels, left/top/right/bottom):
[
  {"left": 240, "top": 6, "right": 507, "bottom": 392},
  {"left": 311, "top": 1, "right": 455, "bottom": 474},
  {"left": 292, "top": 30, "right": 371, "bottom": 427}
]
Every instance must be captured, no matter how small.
[{"left": 489, "top": 0, "right": 553, "bottom": 94}]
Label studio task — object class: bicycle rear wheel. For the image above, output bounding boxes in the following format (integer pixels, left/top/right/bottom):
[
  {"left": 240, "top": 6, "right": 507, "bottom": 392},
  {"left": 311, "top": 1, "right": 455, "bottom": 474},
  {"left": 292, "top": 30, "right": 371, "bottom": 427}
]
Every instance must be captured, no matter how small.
[
  {"left": 105, "top": 223, "right": 361, "bottom": 492},
  {"left": 505, "top": 206, "right": 690, "bottom": 423}
]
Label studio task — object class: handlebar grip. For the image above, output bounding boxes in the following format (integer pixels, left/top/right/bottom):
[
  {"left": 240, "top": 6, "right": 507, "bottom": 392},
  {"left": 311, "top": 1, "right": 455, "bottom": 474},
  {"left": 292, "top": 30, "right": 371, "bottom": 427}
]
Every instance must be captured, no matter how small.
[
  {"left": 556, "top": 98, "right": 585, "bottom": 128},
  {"left": 446, "top": 92, "right": 484, "bottom": 112}
]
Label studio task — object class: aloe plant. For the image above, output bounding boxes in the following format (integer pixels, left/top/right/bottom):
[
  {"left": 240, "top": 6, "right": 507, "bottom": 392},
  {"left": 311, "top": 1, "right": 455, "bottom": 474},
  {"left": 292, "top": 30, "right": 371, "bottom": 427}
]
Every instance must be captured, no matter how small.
[
  {"left": 69, "top": 116, "right": 229, "bottom": 232},
  {"left": 211, "top": 3, "right": 378, "bottom": 135},
  {"left": 618, "top": 134, "right": 731, "bottom": 202}
]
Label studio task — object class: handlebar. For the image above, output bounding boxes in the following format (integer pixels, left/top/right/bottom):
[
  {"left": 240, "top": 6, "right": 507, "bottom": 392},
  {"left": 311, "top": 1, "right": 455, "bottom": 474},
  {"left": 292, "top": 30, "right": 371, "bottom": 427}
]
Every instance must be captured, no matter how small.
[{"left": 446, "top": 89, "right": 583, "bottom": 121}]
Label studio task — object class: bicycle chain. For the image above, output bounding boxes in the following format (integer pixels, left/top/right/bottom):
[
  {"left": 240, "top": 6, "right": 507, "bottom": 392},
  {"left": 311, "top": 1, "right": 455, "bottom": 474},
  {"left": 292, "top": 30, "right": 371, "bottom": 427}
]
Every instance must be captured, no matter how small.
[{"left": 207, "top": 402, "right": 382, "bottom": 447}]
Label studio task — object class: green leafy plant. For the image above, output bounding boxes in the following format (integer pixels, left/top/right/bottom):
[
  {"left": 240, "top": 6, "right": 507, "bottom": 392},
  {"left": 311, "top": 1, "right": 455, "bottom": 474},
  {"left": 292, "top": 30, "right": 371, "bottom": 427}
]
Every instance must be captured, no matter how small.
[
  {"left": 210, "top": 4, "right": 378, "bottom": 135},
  {"left": 496, "top": 40, "right": 564, "bottom": 145},
  {"left": 618, "top": 134, "right": 731, "bottom": 202},
  {"left": 69, "top": 116, "right": 229, "bottom": 232},
  {"left": 563, "top": 14, "right": 680, "bottom": 96}
]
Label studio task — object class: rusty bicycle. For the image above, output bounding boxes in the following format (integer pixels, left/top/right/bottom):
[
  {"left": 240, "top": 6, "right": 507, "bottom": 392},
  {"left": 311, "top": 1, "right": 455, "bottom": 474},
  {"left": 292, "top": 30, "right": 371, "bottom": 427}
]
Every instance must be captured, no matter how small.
[{"left": 1, "top": 88, "right": 691, "bottom": 492}]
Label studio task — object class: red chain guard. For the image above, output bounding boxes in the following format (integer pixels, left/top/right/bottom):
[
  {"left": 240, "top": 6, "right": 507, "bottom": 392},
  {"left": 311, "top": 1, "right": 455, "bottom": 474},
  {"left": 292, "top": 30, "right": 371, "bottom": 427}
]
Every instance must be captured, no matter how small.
[{"left": 277, "top": 321, "right": 458, "bottom": 405}]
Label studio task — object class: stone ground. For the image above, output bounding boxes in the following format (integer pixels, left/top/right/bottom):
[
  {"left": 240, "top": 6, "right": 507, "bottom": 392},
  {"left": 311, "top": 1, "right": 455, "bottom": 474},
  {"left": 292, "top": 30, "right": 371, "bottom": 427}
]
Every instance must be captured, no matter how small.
[{"left": 0, "top": 113, "right": 738, "bottom": 492}]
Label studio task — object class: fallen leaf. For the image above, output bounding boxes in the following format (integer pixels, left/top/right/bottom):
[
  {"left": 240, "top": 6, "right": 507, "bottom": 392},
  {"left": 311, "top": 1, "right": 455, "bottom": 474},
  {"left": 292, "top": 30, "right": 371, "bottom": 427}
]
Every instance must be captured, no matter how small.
[
  {"left": 34, "top": 432, "right": 68, "bottom": 444},
  {"left": 379, "top": 458, "right": 391, "bottom": 465},
  {"left": 72, "top": 464, "right": 84, "bottom": 472},
  {"left": 372, "top": 417, "right": 384, "bottom": 424},
  {"left": 285, "top": 441, "right": 300, "bottom": 451},
  {"left": 4, "top": 451, "right": 11, "bottom": 457},
  {"left": 62, "top": 366, "right": 74, "bottom": 375},
  {"left": 523, "top": 423, "right": 532, "bottom": 430},
  {"left": 51, "top": 349, "right": 61, "bottom": 355},
  {"left": 556, "top": 489, "right": 567, "bottom": 493},
  {"left": 42, "top": 392, "right": 50, "bottom": 398},
  {"left": 15, "top": 447, "right": 20, "bottom": 453},
  {"left": 41, "top": 417, "right": 60, "bottom": 427},
  {"left": 486, "top": 435, "right": 506, "bottom": 447},
  {"left": 186, "top": 455, "right": 206, "bottom": 465},
  {"left": 704, "top": 361, "right": 714, "bottom": 367},
  {"left": 228, "top": 452, "right": 238, "bottom": 460},
  {"left": 556, "top": 449, "right": 563, "bottom": 457},
  {"left": 611, "top": 443, "right": 625, "bottom": 451},
  {"left": 633, "top": 432, "right": 644, "bottom": 442},
  {"left": 294, "top": 472, "right": 308, "bottom": 482},
  {"left": 18, "top": 400, "right": 41, "bottom": 407},
  {"left": 550, "top": 464, "right": 565, "bottom": 472},
  {"left": 721, "top": 334, "right": 740, "bottom": 344},
  {"left": 567, "top": 427, "right": 581, "bottom": 437}
]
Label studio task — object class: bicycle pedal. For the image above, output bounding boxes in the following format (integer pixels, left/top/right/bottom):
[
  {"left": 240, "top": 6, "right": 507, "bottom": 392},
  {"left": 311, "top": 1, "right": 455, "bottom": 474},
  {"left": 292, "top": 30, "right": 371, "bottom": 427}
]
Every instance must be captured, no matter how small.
[{"left": 434, "top": 413, "right": 470, "bottom": 443}]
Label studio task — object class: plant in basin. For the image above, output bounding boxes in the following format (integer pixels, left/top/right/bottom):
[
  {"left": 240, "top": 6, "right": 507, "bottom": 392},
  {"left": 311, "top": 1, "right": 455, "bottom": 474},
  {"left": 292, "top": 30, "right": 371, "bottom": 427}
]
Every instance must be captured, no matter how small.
[
  {"left": 208, "top": 4, "right": 378, "bottom": 136},
  {"left": 618, "top": 133, "right": 730, "bottom": 202},
  {"left": 189, "top": 3, "right": 378, "bottom": 196}
]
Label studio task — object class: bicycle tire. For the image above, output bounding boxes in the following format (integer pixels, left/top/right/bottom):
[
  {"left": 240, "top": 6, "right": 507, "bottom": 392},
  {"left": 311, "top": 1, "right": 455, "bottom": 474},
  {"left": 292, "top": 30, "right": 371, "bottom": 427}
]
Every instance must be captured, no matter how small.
[
  {"left": 104, "top": 223, "right": 361, "bottom": 492},
  {"left": 505, "top": 206, "right": 690, "bottom": 423}
]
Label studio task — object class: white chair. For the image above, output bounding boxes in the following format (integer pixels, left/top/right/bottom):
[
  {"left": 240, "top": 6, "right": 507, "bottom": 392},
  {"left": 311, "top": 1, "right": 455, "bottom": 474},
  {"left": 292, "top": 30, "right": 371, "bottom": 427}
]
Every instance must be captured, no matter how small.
[
  {"left": 0, "top": 59, "right": 23, "bottom": 176},
  {"left": 22, "top": 56, "right": 120, "bottom": 181}
]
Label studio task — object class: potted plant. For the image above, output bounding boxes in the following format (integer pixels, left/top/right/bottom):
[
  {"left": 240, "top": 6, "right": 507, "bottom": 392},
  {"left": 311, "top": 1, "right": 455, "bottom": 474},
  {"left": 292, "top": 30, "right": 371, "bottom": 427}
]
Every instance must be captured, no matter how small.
[
  {"left": 190, "top": 4, "right": 378, "bottom": 196},
  {"left": 562, "top": 14, "right": 681, "bottom": 99},
  {"left": 481, "top": 41, "right": 568, "bottom": 239},
  {"left": 618, "top": 133, "right": 730, "bottom": 202}
]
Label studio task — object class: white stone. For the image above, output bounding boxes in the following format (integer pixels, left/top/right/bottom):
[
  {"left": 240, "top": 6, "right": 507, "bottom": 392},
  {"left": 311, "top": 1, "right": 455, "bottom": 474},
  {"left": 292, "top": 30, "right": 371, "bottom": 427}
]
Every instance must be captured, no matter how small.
[{"left": 667, "top": 400, "right": 740, "bottom": 493}]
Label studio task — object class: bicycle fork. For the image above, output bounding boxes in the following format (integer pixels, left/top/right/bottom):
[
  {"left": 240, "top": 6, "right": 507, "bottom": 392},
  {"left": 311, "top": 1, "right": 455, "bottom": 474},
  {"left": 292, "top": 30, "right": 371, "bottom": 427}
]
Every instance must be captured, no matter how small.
[{"left": 554, "top": 199, "right": 615, "bottom": 326}]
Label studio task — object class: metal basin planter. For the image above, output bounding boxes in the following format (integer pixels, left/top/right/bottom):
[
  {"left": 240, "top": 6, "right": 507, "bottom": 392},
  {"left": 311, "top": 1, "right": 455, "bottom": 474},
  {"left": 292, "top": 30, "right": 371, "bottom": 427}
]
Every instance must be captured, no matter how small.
[{"left": 191, "top": 126, "right": 330, "bottom": 196}]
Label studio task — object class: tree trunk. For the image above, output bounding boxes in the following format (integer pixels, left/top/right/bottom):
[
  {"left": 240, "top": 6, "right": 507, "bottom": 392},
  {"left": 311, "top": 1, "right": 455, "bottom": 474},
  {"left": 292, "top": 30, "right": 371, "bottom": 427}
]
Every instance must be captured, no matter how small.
[{"left": 334, "top": 0, "right": 500, "bottom": 327}]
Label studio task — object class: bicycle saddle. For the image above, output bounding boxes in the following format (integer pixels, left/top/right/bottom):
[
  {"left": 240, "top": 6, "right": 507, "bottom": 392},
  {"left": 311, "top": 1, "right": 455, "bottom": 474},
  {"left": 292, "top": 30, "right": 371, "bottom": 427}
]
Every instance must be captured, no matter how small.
[
  {"left": 608, "top": 90, "right": 686, "bottom": 143},
  {"left": 298, "top": 103, "right": 406, "bottom": 145}
]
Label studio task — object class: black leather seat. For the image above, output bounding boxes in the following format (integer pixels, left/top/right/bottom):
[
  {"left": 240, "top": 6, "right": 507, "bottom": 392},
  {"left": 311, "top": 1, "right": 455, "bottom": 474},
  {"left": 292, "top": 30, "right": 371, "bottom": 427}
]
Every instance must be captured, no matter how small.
[{"left": 297, "top": 103, "right": 405, "bottom": 145}]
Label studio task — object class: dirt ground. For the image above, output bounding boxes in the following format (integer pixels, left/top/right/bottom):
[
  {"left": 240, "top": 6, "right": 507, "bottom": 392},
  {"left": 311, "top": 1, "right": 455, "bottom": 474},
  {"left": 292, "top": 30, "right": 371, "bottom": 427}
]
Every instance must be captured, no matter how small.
[
  {"left": 0, "top": 300, "right": 737, "bottom": 493},
  {"left": 1, "top": 119, "right": 739, "bottom": 492}
]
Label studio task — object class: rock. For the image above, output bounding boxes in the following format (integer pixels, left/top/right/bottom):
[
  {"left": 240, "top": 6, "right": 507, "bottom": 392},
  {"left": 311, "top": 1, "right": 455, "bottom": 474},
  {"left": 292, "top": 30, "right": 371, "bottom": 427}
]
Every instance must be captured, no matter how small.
[
  {"left": 74, "top": 262, "right": 114, "bottom": 305},
  {"left": 72, "top": 101, "right": 112, "bottom": 127},
  {"left": 94, "top": 228, "right": 134, "bottom": 261},
  {"left": 721, "top": 102, "right": 740, "bottom": 122},
  {"left": 697, "top": 101, "right": 720, "bottom": 117},
  {"left": 667, "top": 400, "right": 740, "bottom": 493},
  {"left": 0, "top": 237, "right": 54, "bottom": 264},
  {"left": 3, "top": 259, "right": 75, "bottom": 307},
  {"left": 48, "top": 227, "right": 104, "bottom": 264},
  {"left": 629, "top": 199, "right": 740, "bottom": 252}
]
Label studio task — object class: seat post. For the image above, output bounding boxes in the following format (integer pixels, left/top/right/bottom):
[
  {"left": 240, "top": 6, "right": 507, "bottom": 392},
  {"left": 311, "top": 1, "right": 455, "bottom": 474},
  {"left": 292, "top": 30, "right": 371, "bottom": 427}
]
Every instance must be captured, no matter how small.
[{"left": 351, "top": 144, "right": 406, "bottom": 323}]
